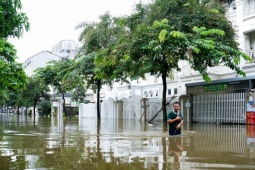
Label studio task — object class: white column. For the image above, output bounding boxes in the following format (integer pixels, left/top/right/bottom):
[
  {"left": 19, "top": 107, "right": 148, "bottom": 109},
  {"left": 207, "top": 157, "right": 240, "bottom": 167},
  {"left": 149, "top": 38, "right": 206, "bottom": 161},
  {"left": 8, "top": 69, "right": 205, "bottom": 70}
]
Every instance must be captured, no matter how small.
[
  {"left": 79, "top": 103, "right": 84, "bottom": 127},
  {"left": 235, "top": 0, "right": 246, "bottom": 65}
]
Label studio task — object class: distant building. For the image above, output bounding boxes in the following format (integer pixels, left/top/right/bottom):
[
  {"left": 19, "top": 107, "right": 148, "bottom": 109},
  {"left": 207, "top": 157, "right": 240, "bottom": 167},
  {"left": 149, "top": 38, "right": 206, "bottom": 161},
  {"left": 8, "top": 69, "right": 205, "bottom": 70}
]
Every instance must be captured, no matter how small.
[
  {"left": 23, "top": 39, "right": 81, "bottom": 77},
  {"left": 23, "top": 50, "right": 60, "bottom": 77},
  {"left": 52, "top": 39, "right": 80, "bottom": 59}
]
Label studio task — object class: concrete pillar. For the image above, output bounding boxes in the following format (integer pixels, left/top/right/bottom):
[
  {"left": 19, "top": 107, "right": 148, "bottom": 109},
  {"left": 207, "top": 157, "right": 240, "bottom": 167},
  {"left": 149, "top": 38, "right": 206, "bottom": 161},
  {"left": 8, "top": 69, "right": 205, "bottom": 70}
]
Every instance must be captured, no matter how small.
[
  {"left": 235, "top": 0, "right": 246, "bottom": 64},
  {"left": 79, "top": 103, "right": 84, "bottom": 127},
  {"left": 59, "top": 97, "right": 63, "bottom": 118},
  {"left": 117, "top": 100, "right": 123, "bottom": 119}
]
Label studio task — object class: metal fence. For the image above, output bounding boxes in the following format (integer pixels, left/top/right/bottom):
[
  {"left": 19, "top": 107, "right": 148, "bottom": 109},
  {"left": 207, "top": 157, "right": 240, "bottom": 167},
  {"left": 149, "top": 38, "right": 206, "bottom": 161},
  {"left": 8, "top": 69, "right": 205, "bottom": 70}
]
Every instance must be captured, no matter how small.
[
  {"left": 193, "top": 93, "right": 246, "bottom": 124},
  {"left": 191, "top": 123, "right": 247, "bottom": 156}
]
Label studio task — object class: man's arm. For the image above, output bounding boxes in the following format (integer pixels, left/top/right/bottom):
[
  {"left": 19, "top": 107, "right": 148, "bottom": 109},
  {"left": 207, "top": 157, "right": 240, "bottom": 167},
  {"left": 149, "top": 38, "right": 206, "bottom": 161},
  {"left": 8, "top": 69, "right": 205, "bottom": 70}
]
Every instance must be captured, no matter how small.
[
  {"left": 176, "top": 119, "right": 184, "bottom": 129},
  {"left": 167, "top": 116, "right": 182, "bottom": 124}
]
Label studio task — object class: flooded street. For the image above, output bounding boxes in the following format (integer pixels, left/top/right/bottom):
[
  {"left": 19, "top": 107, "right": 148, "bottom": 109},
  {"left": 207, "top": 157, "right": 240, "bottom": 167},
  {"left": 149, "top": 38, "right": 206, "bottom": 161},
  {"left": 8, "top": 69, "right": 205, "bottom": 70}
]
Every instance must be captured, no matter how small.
[{"left": 0, "top": 113, "right": 255, "bottom": 170}]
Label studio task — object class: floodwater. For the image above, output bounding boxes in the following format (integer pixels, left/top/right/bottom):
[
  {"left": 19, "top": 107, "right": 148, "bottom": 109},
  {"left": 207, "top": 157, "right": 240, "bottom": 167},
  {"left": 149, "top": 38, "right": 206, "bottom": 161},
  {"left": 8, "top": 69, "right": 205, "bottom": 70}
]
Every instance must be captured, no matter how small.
[{"left": 0, "top": 114, "right": 255, "bottom": 170}]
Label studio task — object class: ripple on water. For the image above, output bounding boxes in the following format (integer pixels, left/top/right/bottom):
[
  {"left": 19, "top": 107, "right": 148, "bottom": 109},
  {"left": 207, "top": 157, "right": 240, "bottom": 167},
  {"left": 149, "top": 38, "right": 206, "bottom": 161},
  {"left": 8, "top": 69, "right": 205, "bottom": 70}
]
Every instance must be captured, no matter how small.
[{"left": 3, "top": 130, "right": 18, "bottom": 134}]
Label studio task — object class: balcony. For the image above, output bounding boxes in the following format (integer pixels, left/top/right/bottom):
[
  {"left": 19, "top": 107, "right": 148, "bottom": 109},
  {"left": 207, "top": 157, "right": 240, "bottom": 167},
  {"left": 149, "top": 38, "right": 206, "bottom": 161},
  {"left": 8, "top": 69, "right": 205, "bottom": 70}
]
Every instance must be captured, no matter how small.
[{"left": 244, "top": 2, "right": 255, "bottom": 17}]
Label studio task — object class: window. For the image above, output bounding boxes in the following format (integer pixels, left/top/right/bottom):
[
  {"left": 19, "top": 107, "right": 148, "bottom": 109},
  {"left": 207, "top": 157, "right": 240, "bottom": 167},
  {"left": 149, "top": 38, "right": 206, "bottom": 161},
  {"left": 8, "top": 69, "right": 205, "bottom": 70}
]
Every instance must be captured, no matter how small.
[
  {"left": 154, "top": 89, "right": 159, "bottom": 97},
  {"left": 174, "top": 88, "right": 178, "bottom": 95},
  {"left": 143, "top": 91, "right": 148, "bottom": 98},
  {"left": 252, "top": 79, "right": 255, "bottom": 89},
  {"left": 168, "top": 89, "right": 171, "bottom": 96},
  {"left": 149, "top": 90, "right": 153, "bottom": 97}
]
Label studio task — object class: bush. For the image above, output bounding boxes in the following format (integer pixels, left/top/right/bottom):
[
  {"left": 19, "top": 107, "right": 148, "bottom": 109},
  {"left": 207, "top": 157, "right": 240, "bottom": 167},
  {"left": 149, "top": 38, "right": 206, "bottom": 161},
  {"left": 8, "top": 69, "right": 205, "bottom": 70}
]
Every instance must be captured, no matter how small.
[{"left": 38, "top": 100, "right": 51, "bottom": 116}]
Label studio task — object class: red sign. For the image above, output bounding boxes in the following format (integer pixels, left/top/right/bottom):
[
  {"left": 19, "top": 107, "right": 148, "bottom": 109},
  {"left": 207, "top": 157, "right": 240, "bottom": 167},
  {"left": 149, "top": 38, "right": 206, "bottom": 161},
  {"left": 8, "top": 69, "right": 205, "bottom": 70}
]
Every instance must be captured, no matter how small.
[
  {"left": 247, "top": 125, "right": 255, "bottom": 138},
  {"left": 247, "top": 112, "right": 255, "bottom": 125}
]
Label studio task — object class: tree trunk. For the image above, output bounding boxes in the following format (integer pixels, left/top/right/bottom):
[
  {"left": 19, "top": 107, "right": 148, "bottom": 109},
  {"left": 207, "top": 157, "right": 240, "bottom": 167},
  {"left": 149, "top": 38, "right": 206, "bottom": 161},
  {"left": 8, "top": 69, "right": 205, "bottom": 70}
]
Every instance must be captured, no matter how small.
[
  {"left": 62, "top": 93, "right": 67, "bottom": 117},
  {"left": 17, "top": 106, "right": 20, "bottom": 114},
  {"left": 33, "top": 101, "right": 37, "bottom": 124},
  {"left": 33, "top": 102, "right": 36, "bottom": 117},
  {"left": 97, "top": 120, "right": 102, "bottom": 161},
  {"left": 162, "top": 137, "right": 167, "bottom": 170},
  {"left": 6, "top": 105, "right": 9, "bottom": 114},
  {"left": 97, "top": 80, "right": 101, "bottom": 120},
  {"left": 162, "top": 71, "right": 167, "bottom": 122}
]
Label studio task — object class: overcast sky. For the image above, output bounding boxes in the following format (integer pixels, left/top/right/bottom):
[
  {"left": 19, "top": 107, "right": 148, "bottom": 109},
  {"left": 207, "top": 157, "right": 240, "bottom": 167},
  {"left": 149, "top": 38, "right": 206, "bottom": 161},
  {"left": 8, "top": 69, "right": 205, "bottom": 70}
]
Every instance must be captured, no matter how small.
[{"left": 9, "top": 0, "right": 149, "bottom": 63}]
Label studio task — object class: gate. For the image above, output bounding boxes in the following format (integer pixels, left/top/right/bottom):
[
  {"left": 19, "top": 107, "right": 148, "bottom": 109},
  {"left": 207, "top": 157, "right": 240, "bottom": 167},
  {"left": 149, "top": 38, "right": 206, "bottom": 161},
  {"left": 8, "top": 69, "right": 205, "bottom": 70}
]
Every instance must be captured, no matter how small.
[
  {"left": 148, "top": 99, "right": 162, "bottom": 121},
  {"left": 193, "top": 93, "right": 246, "bottom": 124},
  {"left": 101, "top": 98, "right": 115, "bottom": 119},
  {"left": 123, "top": 95, "right": 142, "bottom": 119}
]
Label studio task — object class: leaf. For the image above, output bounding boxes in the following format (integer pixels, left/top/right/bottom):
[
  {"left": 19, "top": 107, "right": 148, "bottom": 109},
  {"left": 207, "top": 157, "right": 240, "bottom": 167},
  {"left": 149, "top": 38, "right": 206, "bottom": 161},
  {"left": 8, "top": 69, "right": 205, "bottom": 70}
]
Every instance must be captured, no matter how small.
[
  {"left": 169, "top": 31, "right": 185, "bottom": 38},
  {"left": 159, "top": 29, "right": 168, "bottom": 43},
  {"left": 209, "top": 9, "right": 219, "bottom": 14}
]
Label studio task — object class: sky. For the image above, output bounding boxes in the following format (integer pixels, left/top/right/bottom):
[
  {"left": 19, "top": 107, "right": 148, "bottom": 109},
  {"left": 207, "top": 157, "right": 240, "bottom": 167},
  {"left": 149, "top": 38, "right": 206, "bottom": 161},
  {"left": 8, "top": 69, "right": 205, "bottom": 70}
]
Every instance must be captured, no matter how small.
[{"left": 9, "top": 0, "right": 149, "bottom": 63}]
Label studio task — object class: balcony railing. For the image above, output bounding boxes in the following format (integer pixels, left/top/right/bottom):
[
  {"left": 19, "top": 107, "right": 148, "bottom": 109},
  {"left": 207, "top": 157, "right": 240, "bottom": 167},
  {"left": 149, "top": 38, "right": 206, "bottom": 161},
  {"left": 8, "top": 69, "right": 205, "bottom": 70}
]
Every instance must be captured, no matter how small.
[{"left": 244, "top": 2, "right": 255, "bottom": 17}]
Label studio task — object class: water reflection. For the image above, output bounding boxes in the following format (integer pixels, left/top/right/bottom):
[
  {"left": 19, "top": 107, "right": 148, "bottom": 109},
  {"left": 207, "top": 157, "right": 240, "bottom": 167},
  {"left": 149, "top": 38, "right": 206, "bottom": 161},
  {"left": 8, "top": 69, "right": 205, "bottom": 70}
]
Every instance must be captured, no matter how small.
[{"left": 0, "top": 113, "right": 255, "bottom": 169}]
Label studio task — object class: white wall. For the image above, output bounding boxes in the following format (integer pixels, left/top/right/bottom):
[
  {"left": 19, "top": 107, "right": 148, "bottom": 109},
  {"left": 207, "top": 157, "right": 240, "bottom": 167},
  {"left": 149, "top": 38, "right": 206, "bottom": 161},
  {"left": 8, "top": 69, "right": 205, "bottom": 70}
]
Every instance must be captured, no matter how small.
[{"left": 23, "top": 51, "right": 60, "bottom": 76}]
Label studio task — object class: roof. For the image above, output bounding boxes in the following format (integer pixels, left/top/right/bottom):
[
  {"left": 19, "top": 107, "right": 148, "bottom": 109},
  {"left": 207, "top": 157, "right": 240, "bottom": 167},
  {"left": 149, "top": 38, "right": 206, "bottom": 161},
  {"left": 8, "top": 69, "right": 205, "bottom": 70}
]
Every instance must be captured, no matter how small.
[
  {"left": 23, "top": 50, "right": 61, "bottom": 64},
  {"left": 185, "top": 75, "right": 255, "bottom": 87}
]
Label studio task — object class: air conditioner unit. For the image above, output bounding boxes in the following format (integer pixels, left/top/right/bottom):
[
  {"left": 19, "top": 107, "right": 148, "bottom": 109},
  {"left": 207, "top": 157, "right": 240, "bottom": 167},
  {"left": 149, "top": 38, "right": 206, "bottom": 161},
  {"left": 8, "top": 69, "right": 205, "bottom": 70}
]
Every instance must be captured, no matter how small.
[{"left": 231, "top": 1, "right": 236, "bottom": 10}]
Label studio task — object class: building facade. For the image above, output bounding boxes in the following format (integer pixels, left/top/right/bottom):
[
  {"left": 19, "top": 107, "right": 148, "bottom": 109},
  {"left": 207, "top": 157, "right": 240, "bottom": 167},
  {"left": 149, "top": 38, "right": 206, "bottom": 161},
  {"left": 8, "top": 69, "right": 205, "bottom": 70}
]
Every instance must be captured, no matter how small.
[{"left": 52, "top": 39, "right": 79, "bottom": 59}]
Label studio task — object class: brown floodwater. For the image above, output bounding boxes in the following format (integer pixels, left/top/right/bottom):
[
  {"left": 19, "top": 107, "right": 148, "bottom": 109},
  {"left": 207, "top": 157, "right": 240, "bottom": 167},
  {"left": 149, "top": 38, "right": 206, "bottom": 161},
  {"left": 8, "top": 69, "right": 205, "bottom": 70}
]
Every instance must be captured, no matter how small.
[{"left": 0, "top": 113, "right": 255, "bottom": 170}]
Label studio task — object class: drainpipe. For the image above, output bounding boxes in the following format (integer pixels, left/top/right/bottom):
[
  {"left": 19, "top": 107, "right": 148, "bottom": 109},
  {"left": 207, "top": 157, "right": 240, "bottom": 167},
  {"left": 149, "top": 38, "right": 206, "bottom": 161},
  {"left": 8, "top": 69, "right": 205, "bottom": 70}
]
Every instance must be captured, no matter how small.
[
  {"left": 249, "top": 79, "right": 252, "bottom": 89},
  {"left": 245, "top": 89, "right": 250, "bottom": 125}
]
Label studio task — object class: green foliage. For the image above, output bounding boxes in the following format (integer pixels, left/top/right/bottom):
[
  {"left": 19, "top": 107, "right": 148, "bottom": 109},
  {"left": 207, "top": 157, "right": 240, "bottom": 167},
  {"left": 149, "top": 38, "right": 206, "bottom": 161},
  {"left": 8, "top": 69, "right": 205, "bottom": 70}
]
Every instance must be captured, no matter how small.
[
  {"left": 146, "top": 0, "right": 238, "bottom": 47},
  {"left": 78, "top": 12, "right": 130, "bottom": 86},
  {"left": 72, "top": 85, "right": 87, "bottom": 103},
  {"left": 77, "top": 12, "right": 133, "bottom": 119},
  {"left": 37, "top": 99, "right": 51, "bottom": 116},
  {"left": 0, "top": 0, "right": 29, "bottom": 105},
  {"left": 21, "top": 76, "right": 50, "bottom": 107},
  {"left": 36, "top": 58, "right": 85, "bottom": 116},
  {"left": 36, "top": 58, "right": 79, "bottom": 94},
  {"left": 0, "top": 0, "right": 29, "bottom": 38},
  {"left": 75, "top": 53, "right": 98, "bottom": 92},
  {"left": 187, "top": 26, "right": 250, "bottom": 82},
  {"left": 0, "top": 40, "right": 28, "bottom": 92}
]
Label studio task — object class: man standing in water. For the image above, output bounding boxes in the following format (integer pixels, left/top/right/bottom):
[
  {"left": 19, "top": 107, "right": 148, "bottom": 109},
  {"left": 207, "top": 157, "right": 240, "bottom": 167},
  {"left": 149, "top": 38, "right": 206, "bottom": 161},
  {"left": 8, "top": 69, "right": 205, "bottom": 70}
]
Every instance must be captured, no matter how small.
[{"left": 167, "top": 102, "right": 184, "bottom": 135}]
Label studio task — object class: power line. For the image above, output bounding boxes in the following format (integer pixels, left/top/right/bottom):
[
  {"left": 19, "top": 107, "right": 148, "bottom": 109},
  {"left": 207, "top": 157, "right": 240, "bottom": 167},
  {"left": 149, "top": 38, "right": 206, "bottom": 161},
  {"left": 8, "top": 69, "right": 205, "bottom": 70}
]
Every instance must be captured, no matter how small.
[{"left": 23, "top": 8, "right": 74, "bottom": 17}]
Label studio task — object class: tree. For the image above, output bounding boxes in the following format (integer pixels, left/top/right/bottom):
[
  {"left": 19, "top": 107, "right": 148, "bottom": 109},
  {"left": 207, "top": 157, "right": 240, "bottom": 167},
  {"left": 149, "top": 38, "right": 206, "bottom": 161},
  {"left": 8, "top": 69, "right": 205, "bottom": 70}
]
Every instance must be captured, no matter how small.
[
  {"left": 61, "top": 62, "right": 86, "bottom": 103},
  {"left": 77, "top": 12, "right": 128, "bottom": 119},
  {"left": 0, "top": 40, "right": 28, "bottom": 93},
  {"left": 109, "top": 0, "right": 250, "bottom": 121},
  {"left": 21, "top": 76, "right": 50, "bottom": 117},
  {"left": 71, "top": 85, "right": 87, "bottom": 103},
  {"left": 37, "top": 99, "right": 51, "bottom": 116},
  {"left": 0, "top": 0, "right": 29, "bottom": 103},
  {"left": 0, "top": 58, "right": 28, "bottom": 113},
  {"left": 36, "top": 58, "right": 81, "bottom": 117},
  {"left": 75, "top": 53, "right": 103, "bottom": 119},
  {"left": 0, "top": 0, "right": 29, "bottom": 39}
]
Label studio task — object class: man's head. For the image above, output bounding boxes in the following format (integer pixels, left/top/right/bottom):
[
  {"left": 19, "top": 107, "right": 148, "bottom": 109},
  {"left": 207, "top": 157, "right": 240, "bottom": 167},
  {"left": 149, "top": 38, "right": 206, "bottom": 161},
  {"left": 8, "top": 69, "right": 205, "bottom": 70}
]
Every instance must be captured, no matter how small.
[{"left": 173, "top": 102, "right": 180, "bottom": 112}]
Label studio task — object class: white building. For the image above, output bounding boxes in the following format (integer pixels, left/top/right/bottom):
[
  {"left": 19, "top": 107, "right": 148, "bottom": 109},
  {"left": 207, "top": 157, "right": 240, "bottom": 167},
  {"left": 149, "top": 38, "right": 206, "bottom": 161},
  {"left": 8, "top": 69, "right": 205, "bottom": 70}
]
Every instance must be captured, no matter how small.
[
  {"left": 23, "top": 50, "right": 60, "bottom": 77},
  {"left": 52, "top": 39, "right": 79, "bottom": 59},
  {"left": 23, "top": 40, "right": 80, "bottom": 77}
]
